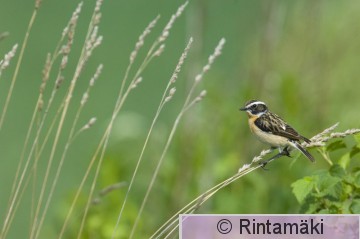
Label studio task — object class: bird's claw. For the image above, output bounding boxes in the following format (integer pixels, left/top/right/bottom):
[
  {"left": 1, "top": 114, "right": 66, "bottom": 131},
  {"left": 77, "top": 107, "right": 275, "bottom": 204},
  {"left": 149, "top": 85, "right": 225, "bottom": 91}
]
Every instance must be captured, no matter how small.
[
  {"left": 282, "top": 149, "right": 291, "bottom": 158},
  {"left": 259, "top": 161, "right": 269, "bottom": 170}
]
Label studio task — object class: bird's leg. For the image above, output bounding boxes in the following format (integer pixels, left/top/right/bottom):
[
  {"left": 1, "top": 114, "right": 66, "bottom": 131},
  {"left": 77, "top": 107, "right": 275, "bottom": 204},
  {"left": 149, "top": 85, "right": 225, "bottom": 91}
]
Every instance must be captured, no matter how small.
[
  {"left": 281, "top": 146, "right": 291, "bottom": 158},
  {"left": 259, "top": 146, "right": 291, "bottom": 169}
]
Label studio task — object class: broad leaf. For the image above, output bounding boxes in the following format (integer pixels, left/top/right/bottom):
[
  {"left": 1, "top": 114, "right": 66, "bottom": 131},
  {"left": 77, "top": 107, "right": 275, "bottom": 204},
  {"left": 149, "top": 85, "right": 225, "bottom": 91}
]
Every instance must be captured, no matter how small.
[
  {"left": 349, "top": 199, "right": 360, "bottom": 214},
  {"left": 329, "top": 164, "right": 346, "bottom": 178},
  {"left": 291, "top": 176, "right": 316, "bottom": 203},
  {"left": 326, "top": 140, "right": 346, "bottom": 152},
  {"left": 338, "top": 153, "right": 350, "bottom": 170},
  {"left": 350, "top": 146, "right": 360, "bottom": 158}
]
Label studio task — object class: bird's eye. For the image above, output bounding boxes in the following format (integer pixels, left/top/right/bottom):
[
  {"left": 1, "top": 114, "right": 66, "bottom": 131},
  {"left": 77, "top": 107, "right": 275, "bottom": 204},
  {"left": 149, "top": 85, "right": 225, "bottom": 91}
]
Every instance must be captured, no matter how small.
[{"left": 251, "top": 104, "right": 257, "bottom": 109}]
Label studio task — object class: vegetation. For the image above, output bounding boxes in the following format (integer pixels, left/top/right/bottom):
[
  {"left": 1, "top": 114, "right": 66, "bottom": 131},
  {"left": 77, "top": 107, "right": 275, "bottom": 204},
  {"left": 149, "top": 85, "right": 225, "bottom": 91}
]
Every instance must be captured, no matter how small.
[{"left": 292, "top": 133, "right": 360, "bottom": 214}]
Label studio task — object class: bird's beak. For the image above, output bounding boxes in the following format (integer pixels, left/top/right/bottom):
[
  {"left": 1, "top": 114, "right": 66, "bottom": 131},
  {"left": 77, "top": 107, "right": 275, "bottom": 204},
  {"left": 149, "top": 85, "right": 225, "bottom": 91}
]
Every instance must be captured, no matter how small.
[{"left": 239, "top": 107, "right": 247, "bottom": 111}]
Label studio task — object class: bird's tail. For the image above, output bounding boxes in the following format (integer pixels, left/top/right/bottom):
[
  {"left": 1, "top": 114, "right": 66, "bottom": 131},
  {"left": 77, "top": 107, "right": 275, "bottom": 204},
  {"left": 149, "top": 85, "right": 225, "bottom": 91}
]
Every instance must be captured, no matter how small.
[
  {"left": 289, "top": 141, "right": 315, "bottom": 162},
  {"left": 300, "top": 136, "right": 311, "bottom": 144}
]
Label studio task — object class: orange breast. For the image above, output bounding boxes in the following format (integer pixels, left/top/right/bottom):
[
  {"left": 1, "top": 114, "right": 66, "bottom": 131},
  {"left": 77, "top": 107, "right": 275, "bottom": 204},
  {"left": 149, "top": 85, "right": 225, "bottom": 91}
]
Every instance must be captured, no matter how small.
[
  {"left": 247, "top": 115, "right": 288, "bottom": 147},
  {"left": 248, "top": 115, "right": 258, "bottom": 133}
]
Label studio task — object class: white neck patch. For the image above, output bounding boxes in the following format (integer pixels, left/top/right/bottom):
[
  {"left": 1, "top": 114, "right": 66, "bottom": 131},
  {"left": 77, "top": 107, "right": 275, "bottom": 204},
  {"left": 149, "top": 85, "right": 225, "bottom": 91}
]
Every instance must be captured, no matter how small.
[{"left": 256, "top": 111, "right": 266, "bottom": 117}]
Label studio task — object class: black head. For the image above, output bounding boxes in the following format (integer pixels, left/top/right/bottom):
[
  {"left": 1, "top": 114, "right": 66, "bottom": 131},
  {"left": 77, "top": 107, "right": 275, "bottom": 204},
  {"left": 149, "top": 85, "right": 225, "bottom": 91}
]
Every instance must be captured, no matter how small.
[{"left": 239, "top": 100, "right": 268, "bottom": 116}]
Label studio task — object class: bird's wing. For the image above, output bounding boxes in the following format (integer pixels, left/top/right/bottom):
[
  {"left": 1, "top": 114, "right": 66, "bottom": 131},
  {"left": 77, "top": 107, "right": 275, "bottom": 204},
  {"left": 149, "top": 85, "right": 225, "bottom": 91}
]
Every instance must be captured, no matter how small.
[{"left": 255, "top": 112, "right": 304, "bottom": 141}]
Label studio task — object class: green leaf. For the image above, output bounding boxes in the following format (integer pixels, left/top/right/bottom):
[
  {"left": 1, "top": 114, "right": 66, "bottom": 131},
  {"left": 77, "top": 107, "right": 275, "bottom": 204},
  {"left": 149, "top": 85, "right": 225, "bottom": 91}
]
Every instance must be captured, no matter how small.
[
  {"left": 329, "top": 164, "right": 346, "bottom": 178},
  {"left": 316, "top": 173, "right": 343, "bottom": 199},
  {"left": 291, "top": 176, "right": 316, "bottom": 203},
  {"left": 341, "top": 199, "right": 352, "bottom": 213},
  {"left": 328, "top": 204, "right": 342, "bottom": 213},
  {"left": 319, "top": 203, "right": 342, "bottom": 214},
  {"left": 349, "top": 199, "right": 360, "bottom": 213},
  {"left": 350, "top": 146, "right": 360, "bottom": 158},
  {"left": 338, "top": 152, "right": 350, "bottom": 170},
  {"left": 299, "top": 195, "right": 318, "bottom": 213},
  {"left": 325, "top": 182, "right": 344, "bottom": 201},
  {"left": 326, "top": 140, "right": 346, "bottom": 152},
  {"left": 354, "top": 171, "right": 360, "bottom": 188},
  {"left": 317, "top": 208, "right": 330, "bottom": 214},
  {"left": 343, "top": 184, "right": 353, "bottom": 195},
  {"left": 354, "top": 133, "right": 360, "bottom": 145}
]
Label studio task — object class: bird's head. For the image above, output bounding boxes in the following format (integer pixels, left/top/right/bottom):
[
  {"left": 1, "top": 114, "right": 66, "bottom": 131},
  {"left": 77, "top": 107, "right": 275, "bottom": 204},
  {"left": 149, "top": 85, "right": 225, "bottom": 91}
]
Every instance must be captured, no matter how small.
[{"left": 239, "top": 100, "right": 268, "bottom": 117}]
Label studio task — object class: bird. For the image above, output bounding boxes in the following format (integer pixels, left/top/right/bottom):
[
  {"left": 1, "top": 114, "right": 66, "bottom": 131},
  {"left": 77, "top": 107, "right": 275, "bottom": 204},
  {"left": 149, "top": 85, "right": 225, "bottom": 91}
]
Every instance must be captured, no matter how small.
[{"left": 239, "top": 99, "right": 314, "bottom": 165}]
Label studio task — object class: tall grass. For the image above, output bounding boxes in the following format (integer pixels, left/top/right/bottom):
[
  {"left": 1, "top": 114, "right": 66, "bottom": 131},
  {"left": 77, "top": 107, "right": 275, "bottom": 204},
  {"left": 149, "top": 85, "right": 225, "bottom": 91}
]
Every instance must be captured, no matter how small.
[
  {"left": 1, "top": 1, "right": 105, "bottom": 238},
  {"left": 0, "top": 1, "right": 225, "bottom": 238},
  {"left": 2, "top": 0, "right": 360, "bottom": 238}
]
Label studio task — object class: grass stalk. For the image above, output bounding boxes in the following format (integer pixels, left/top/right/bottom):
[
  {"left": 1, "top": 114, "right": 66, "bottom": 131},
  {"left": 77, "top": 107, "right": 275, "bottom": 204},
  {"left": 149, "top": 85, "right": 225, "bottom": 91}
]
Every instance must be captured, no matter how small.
[
  {"left": 69, "top": 3, "right": 189, "bottom": 237},
  {"left": 30, "top": 2, "right": 102, "bottom": 237},
  {"left": 33, "top": 65, "right": 101, "bottom": 239},
  {"left": 130, "top": 38, "right": 225, "bottom": 238},
  {"left": 0, "top": 2, "right": 39, "bottom": 130},
  {"left": 3, "top": 3, "right": 85, "bottom": 235},
  {"left": 0, "top": 2, "right": 41, "bottom": 237},
  {"left": 111, "top": 37, "right": 193, "bottom": 238}
]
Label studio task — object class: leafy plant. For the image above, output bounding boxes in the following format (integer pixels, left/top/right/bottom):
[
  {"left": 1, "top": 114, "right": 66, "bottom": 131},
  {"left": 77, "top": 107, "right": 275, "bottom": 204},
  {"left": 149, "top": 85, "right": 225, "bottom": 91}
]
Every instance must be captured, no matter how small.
[{"left": 292, "top": 135, "right": 360, "bottom": 213}]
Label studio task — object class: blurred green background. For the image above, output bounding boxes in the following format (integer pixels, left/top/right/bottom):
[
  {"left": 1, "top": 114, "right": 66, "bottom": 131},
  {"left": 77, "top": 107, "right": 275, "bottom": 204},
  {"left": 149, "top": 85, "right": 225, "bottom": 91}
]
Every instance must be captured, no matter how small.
[{"left": 1, "top": 0, "right": 360, "bottom": 238}]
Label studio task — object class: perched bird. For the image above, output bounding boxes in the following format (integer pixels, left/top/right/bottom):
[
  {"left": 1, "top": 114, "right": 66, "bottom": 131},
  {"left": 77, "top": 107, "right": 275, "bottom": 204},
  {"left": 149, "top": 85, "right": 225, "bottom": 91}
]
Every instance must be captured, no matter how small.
[{"left": 239, "top": 100, "right": 314, "bottom": 164}]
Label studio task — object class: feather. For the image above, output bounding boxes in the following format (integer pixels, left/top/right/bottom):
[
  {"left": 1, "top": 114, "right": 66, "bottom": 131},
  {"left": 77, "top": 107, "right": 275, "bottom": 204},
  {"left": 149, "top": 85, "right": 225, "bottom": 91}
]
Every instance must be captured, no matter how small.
[
  {"left": 255, "top": 112, "right": 309, "bottom": 142},
  {"left": 288, "top": 141, "right": 315, "bottom": 162}
]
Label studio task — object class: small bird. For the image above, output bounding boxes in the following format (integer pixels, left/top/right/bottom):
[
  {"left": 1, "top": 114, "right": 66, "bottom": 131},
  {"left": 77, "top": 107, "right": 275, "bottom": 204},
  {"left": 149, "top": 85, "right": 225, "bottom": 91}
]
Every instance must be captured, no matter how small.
[{"left": 239, "top": 100, "right": 314, "bottom": 164}]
